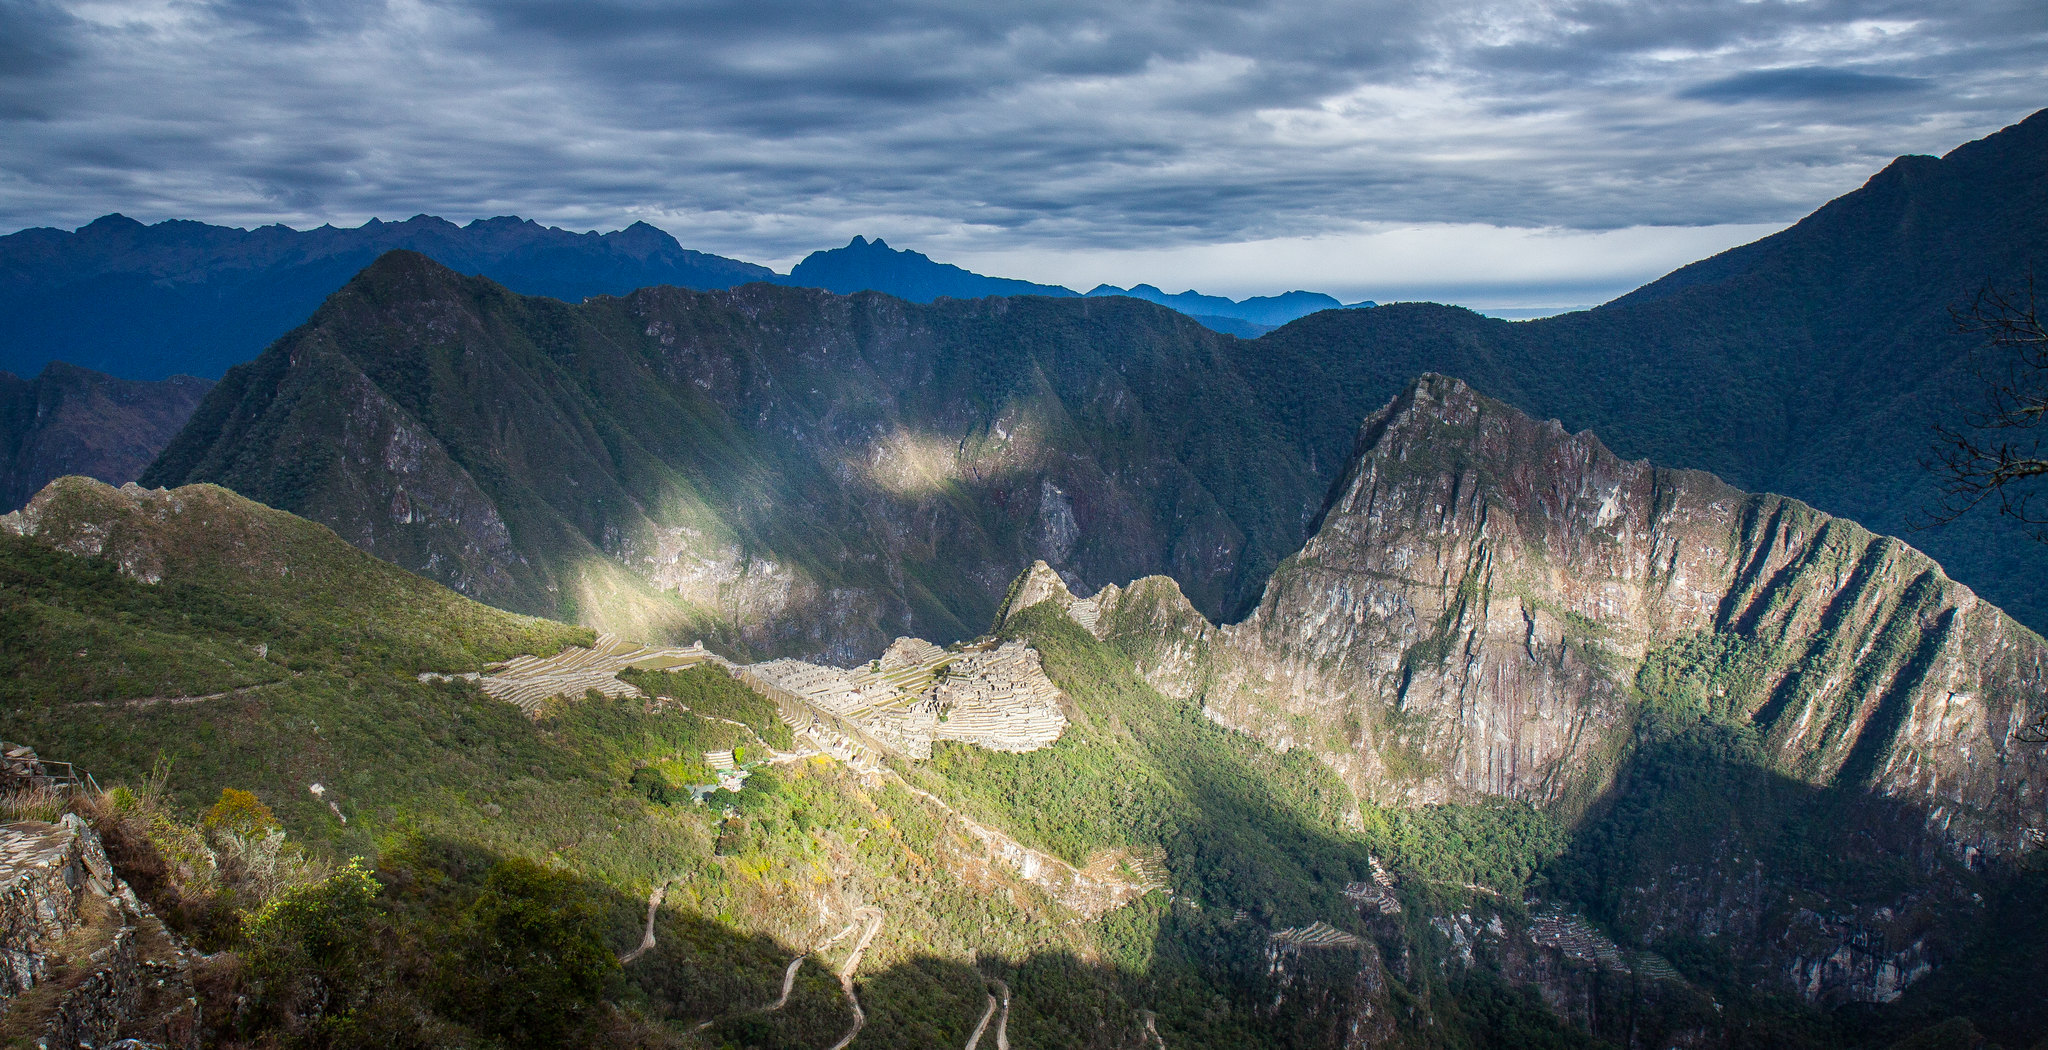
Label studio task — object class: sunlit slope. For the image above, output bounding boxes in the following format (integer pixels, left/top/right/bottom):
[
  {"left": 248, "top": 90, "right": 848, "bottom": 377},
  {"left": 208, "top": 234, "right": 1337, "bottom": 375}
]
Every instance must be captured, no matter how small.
[
  {"left": 0, "top": 475, "right": 1587, "bottom": 1048},
  {"left": 144, "top": 249, "right": 1318, "bottom": 661}
]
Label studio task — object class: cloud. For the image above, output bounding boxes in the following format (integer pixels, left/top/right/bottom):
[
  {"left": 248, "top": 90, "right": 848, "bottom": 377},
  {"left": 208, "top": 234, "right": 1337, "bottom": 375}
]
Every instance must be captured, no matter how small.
[
  {"left": 0, "top": 0, "right": 2041, "bottom": 295},
  {"left": 1679, "top": 67, "right": 1930, "bottom": 103}
]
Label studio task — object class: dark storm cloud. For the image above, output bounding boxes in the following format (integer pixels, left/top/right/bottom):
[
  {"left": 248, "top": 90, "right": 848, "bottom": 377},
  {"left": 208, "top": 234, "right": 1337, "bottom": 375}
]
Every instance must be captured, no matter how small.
[
  {"left": 1680, "top": 68, "right": 1930, "bottom": 103},
  {"left": 0, "top": 0, "right": 2042, "bottom": 261}
]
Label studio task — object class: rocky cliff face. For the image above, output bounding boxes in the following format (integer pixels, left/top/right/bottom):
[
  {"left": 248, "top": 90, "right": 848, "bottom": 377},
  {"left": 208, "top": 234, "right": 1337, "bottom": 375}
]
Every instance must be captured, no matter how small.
[
  {"left": 993, "top": 376, "right": 2048, "bottom": 1012},
  {"left": 1, "top": 362, "right": 212, "bottom": 513},
  {"left": 1084, "top": 375, "right": 2046, "bottom": 859}
]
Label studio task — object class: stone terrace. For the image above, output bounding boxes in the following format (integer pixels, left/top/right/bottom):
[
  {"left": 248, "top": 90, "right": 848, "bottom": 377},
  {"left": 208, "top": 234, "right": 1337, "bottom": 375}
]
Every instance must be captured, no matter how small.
[
  {"left": 743, "top": 638, "right": 1066, "bottom": 759},
  {"left": 423, "top": 634, "right": 714, "bottom": 716}
]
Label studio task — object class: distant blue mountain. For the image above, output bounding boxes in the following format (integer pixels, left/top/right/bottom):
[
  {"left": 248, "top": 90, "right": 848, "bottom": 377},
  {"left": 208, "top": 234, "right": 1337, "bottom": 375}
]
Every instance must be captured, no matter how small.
[
  {"left": 780, "top": 236, "right": 1074, "bottom": 301},
  {"left": 0, "top": 214, "right": 774, "bottom": 380},
  {"left": 0, "top": 216, "right": 1373, "bottom": 381},
  {"left": 777, "top": 237, "right": 1370, "bottom": 335},
  {"left": 1083, "top": 283, "right": 1374, "bottom": 328}
]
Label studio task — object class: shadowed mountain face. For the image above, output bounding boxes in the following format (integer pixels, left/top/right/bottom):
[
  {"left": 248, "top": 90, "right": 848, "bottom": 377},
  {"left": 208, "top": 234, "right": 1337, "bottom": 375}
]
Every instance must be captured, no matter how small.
[
  {"left": 0, "top": 362, "right": 212, "bottom": 512},
  {"left": 1241, "top": 107, "right": 2048, "bottom": 632},
  {"left": 132, "top": 109, "right": 2048, "bottom": 655},
  {"left": 142, "top": 254, "right": 1317, "bottom": 662},
  {"left": 0, "top": 213, "right": 774, "bottom": 381}
]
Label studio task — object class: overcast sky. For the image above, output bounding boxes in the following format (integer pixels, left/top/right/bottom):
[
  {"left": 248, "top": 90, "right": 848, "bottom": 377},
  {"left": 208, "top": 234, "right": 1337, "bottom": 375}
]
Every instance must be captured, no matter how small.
[{"left": 2, "top": 1, "right": 2043, "bottom": 309}]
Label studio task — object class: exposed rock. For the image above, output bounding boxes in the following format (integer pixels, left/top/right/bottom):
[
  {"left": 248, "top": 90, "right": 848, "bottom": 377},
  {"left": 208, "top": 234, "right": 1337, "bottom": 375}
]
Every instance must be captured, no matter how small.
[
  {"left": 739, "top": 637, "right": 1066, "bottom": 759},
  {"left": 1101, "top": 376, "right": 2048, "bottom": 861},
  {"left": 0, "top": 815, "right": 199, "bottom": 1048}
]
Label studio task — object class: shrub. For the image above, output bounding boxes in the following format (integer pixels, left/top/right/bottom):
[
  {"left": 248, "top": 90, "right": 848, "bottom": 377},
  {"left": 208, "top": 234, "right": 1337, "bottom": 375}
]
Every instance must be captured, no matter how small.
[
  {"left": 441, "top": 857, "right": 620, "bottom": 1049},
  {"left": 201, "top": 787, "right": 278, "bottom": 837},
  {"left": 241, "top": 857, "right": 382, "bottom": 1022}
]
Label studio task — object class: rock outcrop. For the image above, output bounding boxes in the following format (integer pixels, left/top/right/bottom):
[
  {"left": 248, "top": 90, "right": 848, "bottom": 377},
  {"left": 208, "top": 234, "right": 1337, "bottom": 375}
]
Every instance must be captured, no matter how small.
[
  {"left": 1076, "top": 375, "right": 2046, "bottom": 859},
  {"left": 0, "top": 814, "right": 200, "bottom": 1048}
]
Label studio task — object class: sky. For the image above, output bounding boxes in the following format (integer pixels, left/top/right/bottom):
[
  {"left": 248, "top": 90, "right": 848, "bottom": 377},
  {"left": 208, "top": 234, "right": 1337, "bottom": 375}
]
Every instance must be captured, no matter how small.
[{"left": 1, "top": 1, "right": 2044, "bottom": 312}]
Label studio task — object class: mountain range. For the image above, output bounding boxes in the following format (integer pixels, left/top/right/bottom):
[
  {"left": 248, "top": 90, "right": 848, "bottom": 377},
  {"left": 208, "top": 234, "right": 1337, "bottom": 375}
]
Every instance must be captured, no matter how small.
[
  {"left": 0, "top": 213, "right": 774, "bottom": 381},
  {"left": 122, "top": 109, "right": 2048, "bottom": 651},
  {"left": 5, "top": 370, "right": 2042, "bottom": 1045},
  {"left": 0, "top": 219, "right": 1365, "bottom": 385},
  {"left": 782, "top": 235, "right": 1370, "bottom": 336},
  {"left": 2, "top": 110, "right": 2046, "bottom": 1050}
]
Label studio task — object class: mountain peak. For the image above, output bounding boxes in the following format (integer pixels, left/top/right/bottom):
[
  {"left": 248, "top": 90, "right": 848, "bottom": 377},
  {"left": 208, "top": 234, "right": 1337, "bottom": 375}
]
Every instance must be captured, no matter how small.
[{"left": 79, "top": 213, "right": 145, "bottom": 233}]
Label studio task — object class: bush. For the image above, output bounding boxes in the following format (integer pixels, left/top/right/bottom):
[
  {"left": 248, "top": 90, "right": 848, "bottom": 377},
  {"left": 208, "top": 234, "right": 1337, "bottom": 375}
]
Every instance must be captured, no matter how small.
[
  {"left": 202, "top": 787, "right": 278, "bottom": 837},
  {"left": 441, "top": 857, "right": 620, "bottom": 1049},
  {"left": 242, "top": 857, "right": 382, "bottom": 1021}
]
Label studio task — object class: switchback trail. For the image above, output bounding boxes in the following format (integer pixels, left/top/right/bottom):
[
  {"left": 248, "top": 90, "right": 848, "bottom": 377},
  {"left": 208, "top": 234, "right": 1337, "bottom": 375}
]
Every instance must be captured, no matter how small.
[
  {"left": 826, "top": 907, "right": 886, "bottom": 1050},
  {"left": 619, "top": 878, "right": 672, "bottom": 965},
  {"left": 1141, "top": 1008, "right": 1167, "bottom": 1048}
]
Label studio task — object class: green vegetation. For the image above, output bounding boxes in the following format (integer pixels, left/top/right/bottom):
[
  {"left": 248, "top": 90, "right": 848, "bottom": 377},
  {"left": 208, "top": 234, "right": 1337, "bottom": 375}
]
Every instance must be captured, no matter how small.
[
  {"left": 8, "top": 478, "right": 2040, "bottom": 1047},
  {"left": 622, "top": 665, "right": 794, "bottom": 750}
]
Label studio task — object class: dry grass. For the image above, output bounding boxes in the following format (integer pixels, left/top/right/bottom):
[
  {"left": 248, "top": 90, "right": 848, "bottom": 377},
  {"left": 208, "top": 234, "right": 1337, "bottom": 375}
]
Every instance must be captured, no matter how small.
[{"left": 0, "top": 783, "right": 72, "bottom": 824}]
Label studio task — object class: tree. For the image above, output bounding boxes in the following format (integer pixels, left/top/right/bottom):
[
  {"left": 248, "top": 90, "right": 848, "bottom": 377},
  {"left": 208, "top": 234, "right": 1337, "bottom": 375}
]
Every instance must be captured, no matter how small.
[
  {"left": 1928, "top": 277, "right": 2048, "bottom": 534},
  {"left": 1928, "top": 277, "right": 2048, "bottom": 744}
]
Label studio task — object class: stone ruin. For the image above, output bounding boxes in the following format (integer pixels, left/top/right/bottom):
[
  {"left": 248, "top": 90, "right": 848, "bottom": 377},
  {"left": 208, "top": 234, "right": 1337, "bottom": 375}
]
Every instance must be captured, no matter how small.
[
  {"left": 744, "top": 638, "right": 1067, "bottom": 760},
  {"left": 437, "top": 623, "right": 1068, "bottom": 764},
  {"left": 0, "top": 813, "right": 200, "bottom": 1047}
]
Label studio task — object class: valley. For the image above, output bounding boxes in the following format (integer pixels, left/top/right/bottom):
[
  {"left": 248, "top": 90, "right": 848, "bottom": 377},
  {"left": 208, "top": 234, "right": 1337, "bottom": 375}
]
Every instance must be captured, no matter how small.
[
  {"left": 3, "top": 356, "right": 2042, "bottom": 1046},
  {"left": 0, "top": 104, "right": 2042, "bottom": 1050}
]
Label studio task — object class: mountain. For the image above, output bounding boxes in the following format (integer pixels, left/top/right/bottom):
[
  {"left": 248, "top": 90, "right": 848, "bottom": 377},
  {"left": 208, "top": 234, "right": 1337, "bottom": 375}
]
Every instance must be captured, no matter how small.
[
  {"left": 129, "top": 109, "right": 2048, "bottom": 662},
  {"left": 0, "top": 361, "right": 212, "bottom": 512},
  {"left": 12, "top": 366, "right": 2045, "bottom": 1046},
  {"left": 1237, "top": 107, "right": 2048, "bottom": 632},
  {"left": 778, "top": 236, "right": 1369, "bottom": 335},
  {"left": 0, "top": 213, "right": 774, "bottom": 381},
  {"left": 140, "top": 251, "right": 1329, "bottom": 662},
  {"left": 0, "top": 474, "right": 1602, "bottom": 1048},
  {"left": 995, "top": 381, "right": 2048, "bottom": 1041},
  {"left": 1084, "top": 283, "right": 1374, "bottom": 330},
  {"left": 1078, "top": 371, "right": 2046, "bottom": 864},
  {"left": 780, "top": 235, "right": 1076, "bottom": 301}
]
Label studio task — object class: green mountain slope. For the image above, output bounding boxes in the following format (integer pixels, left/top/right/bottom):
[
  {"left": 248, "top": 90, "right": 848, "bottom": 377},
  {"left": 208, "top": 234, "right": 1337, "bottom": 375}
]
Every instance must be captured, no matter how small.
[
  {"left": 0, "top": 476, "right": 1589, "bottom": 1048},
  {"left": 142, "top": 252, "right": 1318, "bottom": 661},
  {"left": 4, "top": 466, "right": 2040, "bottom": 1047}
]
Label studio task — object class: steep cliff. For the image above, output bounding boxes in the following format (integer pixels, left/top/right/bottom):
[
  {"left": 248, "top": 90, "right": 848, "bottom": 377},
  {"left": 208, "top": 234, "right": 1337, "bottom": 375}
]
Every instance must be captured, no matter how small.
[
  {"left": 1090, "top": 375, "right": 2048, "bottom": 860},
  {"left": 0, "top": 362, "right": 212, "bottom": 512}
]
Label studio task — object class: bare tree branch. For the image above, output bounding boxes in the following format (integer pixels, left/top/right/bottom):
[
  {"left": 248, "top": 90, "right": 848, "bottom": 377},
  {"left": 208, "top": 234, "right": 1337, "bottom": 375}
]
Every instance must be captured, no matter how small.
[{"left": 1923, "top": 274, "right": 2048, "bottom": 536}]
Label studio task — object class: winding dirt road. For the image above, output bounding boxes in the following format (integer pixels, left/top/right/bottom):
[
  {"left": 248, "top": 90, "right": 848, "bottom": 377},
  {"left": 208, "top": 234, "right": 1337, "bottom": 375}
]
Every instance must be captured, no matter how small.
[
  {"left": 1141, "top": 1008, "right": 1168, "bottom": 1048},
  {"left": 826, "top": 907, "right": 887, "bottom": 1050},
  {"left": 963, "top": 992, "right": 997, "bottom": 1049},
  {"left": 620, "top": 879, "right": 672, "bottom": 965}
]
